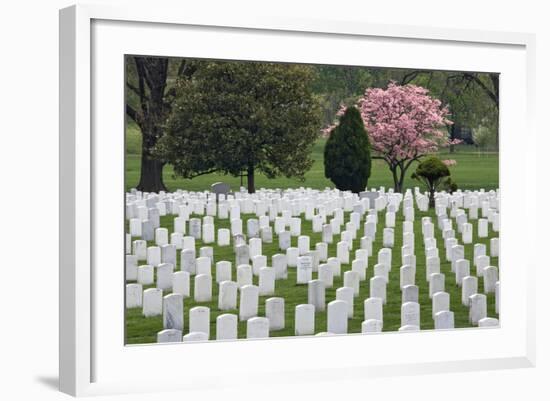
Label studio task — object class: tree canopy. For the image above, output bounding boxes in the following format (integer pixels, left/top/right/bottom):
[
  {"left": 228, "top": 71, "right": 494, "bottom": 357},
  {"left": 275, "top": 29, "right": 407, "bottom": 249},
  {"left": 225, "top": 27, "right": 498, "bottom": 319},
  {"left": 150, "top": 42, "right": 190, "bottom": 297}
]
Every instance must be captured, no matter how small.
[
  {"left": 155, "top": 61, "right": 322, "bottom": 193},
  {"left": 357, "top": 83, "right": 454, "bottom": 192}
]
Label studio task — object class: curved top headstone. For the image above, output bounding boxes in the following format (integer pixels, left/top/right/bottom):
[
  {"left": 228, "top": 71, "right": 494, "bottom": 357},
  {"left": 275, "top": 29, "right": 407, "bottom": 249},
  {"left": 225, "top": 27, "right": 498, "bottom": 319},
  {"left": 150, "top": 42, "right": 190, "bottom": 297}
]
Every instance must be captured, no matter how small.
[{"left": 211, "top": 182, "right": 231, "bottom": 200}]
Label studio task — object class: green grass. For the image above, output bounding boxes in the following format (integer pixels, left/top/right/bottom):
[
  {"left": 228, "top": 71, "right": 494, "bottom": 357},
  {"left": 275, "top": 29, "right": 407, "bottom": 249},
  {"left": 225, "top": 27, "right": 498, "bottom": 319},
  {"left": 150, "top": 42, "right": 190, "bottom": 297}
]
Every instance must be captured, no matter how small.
[
  {"left": 126, "top": 207, "right": 499, "bottom": 344},
  {"left": 125, "top": 123, "right": 499, "bottom": 343},
  {"left": 125, "top": 124, "right": 499, "bottom": 192}
]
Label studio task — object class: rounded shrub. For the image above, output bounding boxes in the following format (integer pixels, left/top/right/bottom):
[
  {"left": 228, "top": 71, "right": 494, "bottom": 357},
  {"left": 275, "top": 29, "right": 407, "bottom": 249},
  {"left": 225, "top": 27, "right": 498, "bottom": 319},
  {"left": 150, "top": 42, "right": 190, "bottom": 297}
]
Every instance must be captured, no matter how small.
[{"left": 411, "top": 156, "right": 452, "bottom": 207}]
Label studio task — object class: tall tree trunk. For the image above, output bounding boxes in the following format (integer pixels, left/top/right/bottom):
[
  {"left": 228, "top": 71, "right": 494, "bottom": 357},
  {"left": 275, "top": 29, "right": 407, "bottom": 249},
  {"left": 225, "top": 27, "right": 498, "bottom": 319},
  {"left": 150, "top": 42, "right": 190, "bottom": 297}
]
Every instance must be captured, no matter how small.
[
  {"left": 137, "top": 155, "right": 166, "bottom": 193},
  {"left": 127, "top": 56, "right": 193, "bottom": 193},
  {"left": 449, "top": 124, "right": 457, "bottom": 154},
  {"left": 247, "top": 164, "right": 255, "bottom": 194},
  {"left": 136, "top": 120, "right": 168, "bottom": 192},
  {"left": 390, "top": 165, "right": 401, "bottom": 193}
]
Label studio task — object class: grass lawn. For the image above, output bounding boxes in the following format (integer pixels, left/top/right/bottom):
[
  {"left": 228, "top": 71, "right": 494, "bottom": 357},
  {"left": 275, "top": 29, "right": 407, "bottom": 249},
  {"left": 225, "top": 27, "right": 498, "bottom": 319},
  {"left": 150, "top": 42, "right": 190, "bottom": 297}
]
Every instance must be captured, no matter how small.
[
  {"left": 125, "top": 123, "right": 499, "bottom": 344},
  {"left": 125, "top": 123, "right": 499, "bottom": 193},
  {"left": 125, "top": 206, "right": 499, "bottom": 344}
]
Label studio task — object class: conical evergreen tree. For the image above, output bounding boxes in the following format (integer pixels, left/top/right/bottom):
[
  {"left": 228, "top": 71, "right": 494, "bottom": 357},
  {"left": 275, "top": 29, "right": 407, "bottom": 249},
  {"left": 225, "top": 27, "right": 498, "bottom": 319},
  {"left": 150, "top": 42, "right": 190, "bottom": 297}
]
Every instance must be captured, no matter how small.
[{"left": 324, "top": 107, "right": 372, "bottom": 193}]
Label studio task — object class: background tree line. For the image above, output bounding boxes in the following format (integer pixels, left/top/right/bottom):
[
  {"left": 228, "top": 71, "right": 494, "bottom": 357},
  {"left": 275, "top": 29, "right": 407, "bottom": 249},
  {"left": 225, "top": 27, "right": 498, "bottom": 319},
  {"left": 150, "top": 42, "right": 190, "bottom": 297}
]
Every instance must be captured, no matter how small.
[{"left": 126, "top": 56, "right": 499, "bottom": 193}]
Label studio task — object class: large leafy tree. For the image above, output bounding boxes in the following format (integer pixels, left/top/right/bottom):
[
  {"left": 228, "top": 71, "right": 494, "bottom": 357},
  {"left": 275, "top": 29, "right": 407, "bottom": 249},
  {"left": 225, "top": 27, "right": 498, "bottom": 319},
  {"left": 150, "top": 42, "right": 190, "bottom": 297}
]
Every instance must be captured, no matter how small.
[
  {"left": 155, "top": 62, "right": 322, "bottom": 193},
  {"left": 324, "top": 107, "right": 372, "bottom": 193},
  {"left": 357, "top": 83, "right": 454, "bottom": 192},
  {"left": 125, "top": 56, "right": 196, "bottom": 192}
]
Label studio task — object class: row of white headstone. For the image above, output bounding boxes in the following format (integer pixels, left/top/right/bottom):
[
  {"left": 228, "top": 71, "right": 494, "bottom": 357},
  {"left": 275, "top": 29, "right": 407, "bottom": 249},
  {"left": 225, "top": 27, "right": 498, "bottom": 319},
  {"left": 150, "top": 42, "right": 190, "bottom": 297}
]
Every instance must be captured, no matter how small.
[{"left": 126, "top": 186, "right": 499, "bottom": 342}]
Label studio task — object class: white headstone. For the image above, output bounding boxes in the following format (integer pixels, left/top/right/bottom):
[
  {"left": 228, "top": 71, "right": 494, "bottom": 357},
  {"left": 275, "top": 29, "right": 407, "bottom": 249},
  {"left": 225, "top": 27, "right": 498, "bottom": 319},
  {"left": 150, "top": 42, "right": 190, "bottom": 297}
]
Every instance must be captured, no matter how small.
[
  {"left": 246, "top": 317, "right": 269, "bottom": 339},
  {"left": 429, "top": 273, "right": 445, "bottom": 298},
  {"left": 297, "top": 256, "right": 313, "bottom": 284},
  {"left": 278, "top": 231, "right": 291, "bottom": 251},
  {"left": 426, "top": 256, "right": 441, "bottom": 282},
  {"left": 308, "top": 279, "right": 326, "bottom": 312},
  {"left": 216, "top": 313, "right": 238, "bottom": 340},
  {"left": 235, "top": 244, "right": 250, "bottom": 266},
  {"left": 137, "top": 264, "right": 154, "bottom": 285},
  {"left": 272, "top": 254, "right": 287, "bottom": 280},
  {"left": 259, "top": 267, "right": 275, "bottom": 296},
  {"left": 155, "top": 227, "right": 169, "bottom": 246},
  {"left": 286, "top": 247, "right": 299, "bottom": 267},
  {"left": 327, "top": 300, "right": 348, "bottom": 334},
  {"left": 343, "top": 270, "right": 360, "bottom": 296},
  {"left": 318, "top": 264, "right": 334, "bottom": 288},
  {"left": 156, "top": 263, "right": 174, "bottom": 291},
  {"left": 432, "top": 291, "right": 450, "bottom": 318},
  {"left": 194, "top": 274, "right": 212, "bottom": 302},
  {"left": 469, "top": 293, "right": 487, "bottom": 325},
  {"left": 126, "top": 255, "right": 138, "bottom": 281},
  {"left": 133, "top": 240, "right": 147, "bottom": 261},
  {"left": 336, "top": 241, "right": 350, "bottom": 264},
  {"left": 295, "top": 304, "right": 315, "bottom": 336},
  {"left": 370, "top": 276, "right": 387, "bottom": 304},
  {"left": 126, "top": 283, "right": 143, "bottom": 308},
  {"left": 364, "top": 297, "right": 383, "bottom": 324},
  {"left": 183, "top": 332, "right": 208, "bottom": 342},
  {"left": 163, "top": 293, "right": 183, "bottom": 331},
  {"left": 143, "top": 288, "right": 163, "bottom": 317},
  {"left": 462, "top": 276, "right": 479, "bottom": 307},
  {"left": 490, "top": 237, "right": 499, "bottom": 257},
  {"left": 455, "top": 259, "right": 470, "bottom": 286},
  {"left": 218, "top": 280, "right": 238, "bottom": 310},
  {"left": 236, "top": 264, "right": 253, "bottom": 288},
  {"left": 401, "top": 301, "right": 420, "bottom": 327},
  {"left": 181, "top": 249, "right": 196, "bottom": 275},
  {"left": 266, "top": 297, "right": 285, "bottom": 331},
  {"left": 434, "top": 310, "right": 455, "bottom": 330},
  {"left": 172, "top": 271, "right": 190, "bottom": 297},
  {"left": 400, "top": 265, "right": 415, "bottom": 289},
  {"left": 146, "top": 246, "right": 161, "bottom": 267},
  {"left": 478, "top": 317, "right": 499, "bottom": 327},
  {"left": 483, "top": 266, "right": 499, "bottom": 293},
  {"left": 336, "top": 286, "right": 354, "bottom": 318},
  {"left": 239, "top": 284, "right": 259, "bottom": 321},
  {"left": 189, "top": 306, "right": 210, "bottom": 339},
  {"left": 361, "top": 319, "right": 383, "bottom": 333},
  {"left": 402, "top": 284, "right": 419, "bottom": 304},
  {"left": 157, "top": 329, "right": 182, "bottom": 343},
  {"left": 196, "top": 256, "right": 211, "bottom": 276},
  {"left": 215, "top": 261, "right": 232, "bottom": 283},
  {"left": 298, "top": 235, "right": 310, "bottom": 255}
]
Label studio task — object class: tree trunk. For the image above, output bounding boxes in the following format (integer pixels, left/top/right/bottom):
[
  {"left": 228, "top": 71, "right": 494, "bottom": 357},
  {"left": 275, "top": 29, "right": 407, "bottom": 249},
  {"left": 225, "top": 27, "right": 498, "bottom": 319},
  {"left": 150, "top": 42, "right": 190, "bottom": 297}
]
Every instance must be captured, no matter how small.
[
  {"left": 136, "top": 120, "right": 168, "bottom": 193},
  {"left": 449, "top": 124, "right": 457, "bottom": 154},
  {"left": 390, "top": 166, "right": 400, "bottom": 193},
  {"left": 127, "top": 57, "right": 171, "bottom": 193},
  {"left": 396, "top": 165, "right": 408, "bottom": 193},
  {"left": 137, "top": 154, "right": 166, "bottom": 193},
  {"left": 428, "top": 189, "right": 436, "bottom": 208},
  {"left": 247, "top": 164, "right": 255, "bottom": 194}
]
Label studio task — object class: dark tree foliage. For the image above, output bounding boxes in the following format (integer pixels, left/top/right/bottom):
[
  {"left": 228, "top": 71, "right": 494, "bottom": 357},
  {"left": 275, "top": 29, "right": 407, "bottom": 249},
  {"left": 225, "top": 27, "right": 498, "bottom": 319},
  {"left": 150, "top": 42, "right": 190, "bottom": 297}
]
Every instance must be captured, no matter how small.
[
  {"left": 411, "top": 157, "right": 452, "bottom": 208},
  {"left": 323, "top": 107, "right": 371, "bottom": 193},
  {"left": 155, "top": 61, "right": 322, "bottom": 193}
]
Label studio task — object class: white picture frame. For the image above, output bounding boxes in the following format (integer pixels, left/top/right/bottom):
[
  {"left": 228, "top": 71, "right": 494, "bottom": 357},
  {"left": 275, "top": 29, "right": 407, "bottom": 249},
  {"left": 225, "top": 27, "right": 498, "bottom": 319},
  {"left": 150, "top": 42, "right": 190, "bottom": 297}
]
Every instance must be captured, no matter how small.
[{"left": 59, "top": 3, "right": 536, "bottom": 397}]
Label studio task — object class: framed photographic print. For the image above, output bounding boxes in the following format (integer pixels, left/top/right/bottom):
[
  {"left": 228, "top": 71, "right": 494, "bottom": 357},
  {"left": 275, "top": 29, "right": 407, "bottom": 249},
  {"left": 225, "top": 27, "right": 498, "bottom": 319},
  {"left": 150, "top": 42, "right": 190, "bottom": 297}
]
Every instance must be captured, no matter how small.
[{"left": 59, "top": 3, "right": 536, "bottom": 396}]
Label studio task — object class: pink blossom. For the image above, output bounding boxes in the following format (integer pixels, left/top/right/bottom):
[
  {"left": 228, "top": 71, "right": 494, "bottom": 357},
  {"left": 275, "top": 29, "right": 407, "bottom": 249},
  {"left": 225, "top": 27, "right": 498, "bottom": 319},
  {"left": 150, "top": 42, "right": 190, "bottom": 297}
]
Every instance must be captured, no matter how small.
[
  {"left": 357, "top": 82, "right": 453, "bottom": 163},
  {"left": 442, "top": 159, "right": 457, "bottom": 167}
]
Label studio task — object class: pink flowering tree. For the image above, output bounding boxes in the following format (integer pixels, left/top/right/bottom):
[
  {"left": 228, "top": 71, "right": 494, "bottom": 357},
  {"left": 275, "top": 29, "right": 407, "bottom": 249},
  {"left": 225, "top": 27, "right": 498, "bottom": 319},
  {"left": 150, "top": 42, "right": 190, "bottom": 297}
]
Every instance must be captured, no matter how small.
[{"left": 355, "top": 83, "right": 456, "bottom": 192}]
